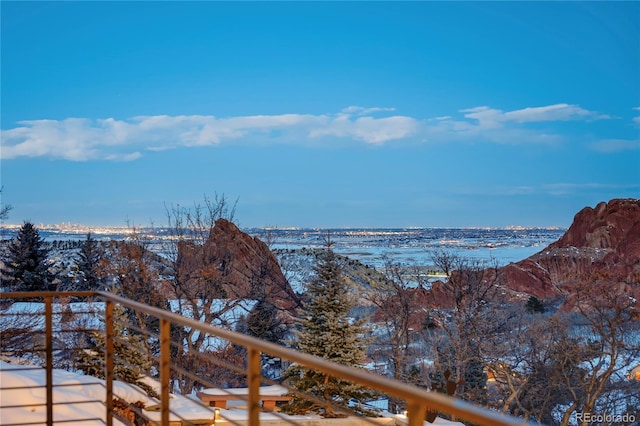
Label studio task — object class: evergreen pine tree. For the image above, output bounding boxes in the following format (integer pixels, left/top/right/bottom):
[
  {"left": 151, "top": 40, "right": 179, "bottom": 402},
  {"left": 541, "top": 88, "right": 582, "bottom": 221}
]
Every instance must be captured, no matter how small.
[
  {"left": 525, "top": 296, "right": 545, "bottom": 314},
  {"left": 463, "top": 354, "right": 488, "bottom": 404},
  {"left": 75, "top": 233, "right": 103, "bottom": 291},
  {"left": 246, "top": 299, "right": 287, "bottom": 380},
  {"left": 247, "top": 299, "right": 286, "bottom": 345},
  {"left": 433, "top": 341, "right": 488, "bottom": 404},
  {"left": 75, "top": 304, "right": 157, "bottom": 397},
  {"left": 283, "top": 243, "right": 376, "bottom": 417},
  {"left": 0, "top": 186, "right": 12, "bottom": 222},
  {"left": 2, "top": 222, "right": 55, "bottom": 292}
]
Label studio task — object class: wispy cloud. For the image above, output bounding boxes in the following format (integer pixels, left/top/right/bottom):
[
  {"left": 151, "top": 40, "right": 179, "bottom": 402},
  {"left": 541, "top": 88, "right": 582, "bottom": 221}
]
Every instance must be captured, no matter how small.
[
  {"left": 421, "top": 103, "right": 612, "bottom": 146},
  {"left": 340, "top": 106, "right": 397, "bottom": 116},
  {"left": 455, "top": 103, "right": 608, "bottom": 129},
  {"left": 309, "top": 114, "right": 419, "bottom": 144},
  {"left": 0, "top": 103, "right": 613, "bottom": 161},
  {"left": 541, "top": 182, "right": 640, "bottom": 196},
  {"left": 633, "top": 107, "right": 640, "bottom": 126},
  {"left": 589, "top": 138, "right": 640, "bottom": 153},
  {"left": 504, "top": 104, "right": 610, "bottom": 122}
]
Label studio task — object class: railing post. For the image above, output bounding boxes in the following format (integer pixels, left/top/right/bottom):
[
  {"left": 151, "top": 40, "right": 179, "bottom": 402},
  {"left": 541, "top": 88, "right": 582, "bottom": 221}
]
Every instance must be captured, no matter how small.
[
  {"left": 160, "top": 318, "right": 171, "bottom": 425},
  {"left": 248, "top": 347, "right": 261, "bottom": 425},
  {"left": 406, "top": 399, "right": 427, "bottom": 426},
  {"left": 45, "top": 296, "right": 53, "bottom": 426},
  {"left": 105, "top": 300, "right": 114, "bottom": 426}
]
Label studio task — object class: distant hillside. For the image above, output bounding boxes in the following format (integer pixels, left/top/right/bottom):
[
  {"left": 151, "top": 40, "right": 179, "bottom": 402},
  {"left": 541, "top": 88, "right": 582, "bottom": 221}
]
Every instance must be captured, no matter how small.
[
  {"left": 274, "top": 248, "right": 392, "bottom": 296},
  {"left": 495, "top": 198, "right": 640, "bottom": 309}
]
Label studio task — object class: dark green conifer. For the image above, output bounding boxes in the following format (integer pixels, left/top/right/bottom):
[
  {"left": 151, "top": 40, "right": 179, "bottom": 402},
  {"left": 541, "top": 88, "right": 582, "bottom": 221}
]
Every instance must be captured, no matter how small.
[
  {"left": 525, "top": 296, "right": 545, "bottom": 314},
  {"left": 2, "top": 222, "right": 55, "bottom": 292},
  {"left": 247, "top": 299, "right": 286, "bottom": 345},
  {"left": 76, "top": 305, "right": 156, "bottom": 397},
  {"left": 75, "top": 233, "right": 104, "bottom": 291},
  {"left": 463, "top": 355, "right": 488, "bottom": 404},
  {"left": 283, "top": 244, "right": 376, "bottom": 417}
]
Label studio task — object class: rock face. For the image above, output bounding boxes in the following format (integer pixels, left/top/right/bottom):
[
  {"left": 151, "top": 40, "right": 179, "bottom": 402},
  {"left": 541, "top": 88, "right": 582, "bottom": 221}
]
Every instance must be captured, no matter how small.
[
  {"left": 177, "top": 219, "right": 299, "bottom": 310},
  {"left": 497, "top": 198, "right": 640, "bottom": 304},
  {"left": 552, "top": 199, "right": 640, "bottom": 252}
]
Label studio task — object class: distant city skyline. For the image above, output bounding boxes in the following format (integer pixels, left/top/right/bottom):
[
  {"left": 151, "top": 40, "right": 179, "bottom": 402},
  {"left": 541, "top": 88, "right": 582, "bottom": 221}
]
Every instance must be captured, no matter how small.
[
  {"left": 0, "top": 222, "right": 567, "bottom": 232},
  {"left": 1, "top": 2, "right": 638, "bottom": 228}
]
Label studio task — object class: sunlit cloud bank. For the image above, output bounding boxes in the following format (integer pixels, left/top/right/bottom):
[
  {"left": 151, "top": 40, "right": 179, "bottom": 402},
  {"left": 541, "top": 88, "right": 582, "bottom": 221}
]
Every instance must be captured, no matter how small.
[{"left": 0, "top": 104, "right": 618, "bottom": 161}]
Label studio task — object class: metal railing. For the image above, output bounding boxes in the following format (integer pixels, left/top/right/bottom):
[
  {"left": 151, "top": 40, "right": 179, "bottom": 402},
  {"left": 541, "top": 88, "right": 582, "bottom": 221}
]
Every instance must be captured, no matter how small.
[{"left": 0, "top": 291, "right": 531, "bottom": 426}]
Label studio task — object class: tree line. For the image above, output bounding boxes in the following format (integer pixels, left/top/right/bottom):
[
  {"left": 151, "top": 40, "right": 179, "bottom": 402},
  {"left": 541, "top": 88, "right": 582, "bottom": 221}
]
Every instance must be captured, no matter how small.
[{"left": 1, "top": 195, "right": 638, "bottom": 425}]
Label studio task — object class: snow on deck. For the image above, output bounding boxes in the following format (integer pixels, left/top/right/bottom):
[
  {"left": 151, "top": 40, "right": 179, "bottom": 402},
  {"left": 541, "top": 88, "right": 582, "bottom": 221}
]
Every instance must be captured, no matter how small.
[{"left": 1, "top": 360, "right": 464, "bottom": 425}]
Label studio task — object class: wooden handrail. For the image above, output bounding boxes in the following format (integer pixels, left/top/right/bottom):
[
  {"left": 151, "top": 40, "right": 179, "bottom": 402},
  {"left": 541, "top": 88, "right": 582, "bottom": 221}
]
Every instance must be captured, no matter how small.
[{"left": 1, "top": 291, "right": 534, "bottom": 425}]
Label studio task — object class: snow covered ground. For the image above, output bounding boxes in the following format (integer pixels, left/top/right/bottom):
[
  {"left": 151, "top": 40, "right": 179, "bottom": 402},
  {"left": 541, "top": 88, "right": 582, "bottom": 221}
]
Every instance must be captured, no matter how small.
[
  {"left": 0, "top": 360, "right": 466, "bottom": 425},
  {"left": 0, "top": 360, "right": 149, "bottom": 425}
]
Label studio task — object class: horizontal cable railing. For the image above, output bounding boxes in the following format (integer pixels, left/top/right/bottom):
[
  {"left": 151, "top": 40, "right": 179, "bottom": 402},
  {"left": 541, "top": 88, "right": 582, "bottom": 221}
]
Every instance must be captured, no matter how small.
[{"left": 0, "top": 291, "right": 533, "bottom": 426}]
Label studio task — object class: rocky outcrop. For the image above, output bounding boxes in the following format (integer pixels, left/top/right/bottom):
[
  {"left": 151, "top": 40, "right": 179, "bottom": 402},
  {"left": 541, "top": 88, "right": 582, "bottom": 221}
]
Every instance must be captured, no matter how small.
[
  {"left": 497, "top": 198, "right": 640, "bottom": 305},
  {"left": 177, "top": 219, "right": 299, "bottom": 310},
  {"left": 551, "top": 199, "right": 640, "bottom": 253}
]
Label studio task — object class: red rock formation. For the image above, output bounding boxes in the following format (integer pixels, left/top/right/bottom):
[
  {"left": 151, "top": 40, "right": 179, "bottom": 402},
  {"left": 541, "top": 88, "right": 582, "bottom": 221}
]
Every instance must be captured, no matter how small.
[
  {"left": 498, "top": 198, "right": 640, "bottom": 307},
  {"left": 552, "top": 199, "right": 640, "bottom": 253},
  {"left": 176, "top": 219, "right": 299, "bottom": 310},
  {"left": 497, "top": 258, "right": 556, "bottom": 299}
]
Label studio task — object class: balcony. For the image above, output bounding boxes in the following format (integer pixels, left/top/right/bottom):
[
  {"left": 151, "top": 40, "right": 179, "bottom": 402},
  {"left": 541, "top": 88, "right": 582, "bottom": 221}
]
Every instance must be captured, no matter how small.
[{"left": 0, "top": 291, "right": 531, "bottom": 426}]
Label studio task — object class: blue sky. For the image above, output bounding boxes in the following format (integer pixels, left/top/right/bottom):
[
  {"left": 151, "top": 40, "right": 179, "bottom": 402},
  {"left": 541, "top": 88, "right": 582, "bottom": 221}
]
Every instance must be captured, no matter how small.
[{"left": 1, "top": 1, "right": 639, "bottom": 228}]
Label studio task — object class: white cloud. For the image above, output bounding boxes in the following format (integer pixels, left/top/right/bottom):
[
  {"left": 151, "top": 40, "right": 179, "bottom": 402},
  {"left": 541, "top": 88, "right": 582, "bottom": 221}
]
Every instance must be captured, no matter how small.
[
  {"left": 340, "top": 106, "right": 396, "bottom": 116},
  {"left": 460, "top": 106, "right": 505, "bottom": 129},
  {"left": 309, "top": 115, "right": 419, "bottom": 144},
  {"left": 0, "top": 108, "right": 419, "bottom": 160},
  {"left": 458, "top": 103, "right": 609, "bottom": 128},
  {"left": 426, "top": 115, "right": 561, "bottom": 145},
  {"left": 1, "top": 118, "right": 125, "bottom": 161},
  {"left": 0, "top": 103, "right": 616, "bottom": 161},
  {"left": 504, "top": 103, "right": 610, "bottom": 122},
  {"left": 425, "top": 103, "right": 611, "bottom": 145}
]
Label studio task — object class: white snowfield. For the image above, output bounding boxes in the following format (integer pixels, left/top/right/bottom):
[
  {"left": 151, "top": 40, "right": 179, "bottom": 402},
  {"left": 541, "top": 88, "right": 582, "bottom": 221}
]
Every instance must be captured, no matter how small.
[{"left": 0, "top": 360, "right": 463, "bottom": 425}]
